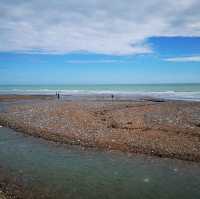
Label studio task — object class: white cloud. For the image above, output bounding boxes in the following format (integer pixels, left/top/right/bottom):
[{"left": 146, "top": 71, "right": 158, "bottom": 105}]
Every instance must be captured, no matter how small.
[
  {"left": 165, "top": 56, "right": 200, "bottom": 62},
  {"left": 0, "top": 0, "right": 199, "bottom": 55},
  {"left": 66, "top": 59, "right": 122, "bottom": 64}
]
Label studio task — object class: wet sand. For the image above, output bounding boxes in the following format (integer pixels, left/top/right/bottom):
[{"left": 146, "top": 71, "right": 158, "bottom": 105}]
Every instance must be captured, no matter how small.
[
  {"left": 0, "top": 95, "right": 200, "bottom": 162},
  {"left": 0, "top": 95, "right": 54, "bottom": 102}
]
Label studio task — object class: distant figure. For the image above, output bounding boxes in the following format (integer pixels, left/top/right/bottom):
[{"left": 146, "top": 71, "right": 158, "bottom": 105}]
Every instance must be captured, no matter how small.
[
  {"left": 57, "top": 92, "right": 60, "bottom": 100},
  {"left": 111, "top": 94, "right": 114, "bottom": 101}
]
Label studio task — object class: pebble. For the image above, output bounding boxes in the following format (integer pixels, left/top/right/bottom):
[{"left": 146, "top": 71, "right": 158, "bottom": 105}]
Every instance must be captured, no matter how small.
[{"left": 1, "top": 100, "right": 199, "bottom": 162}]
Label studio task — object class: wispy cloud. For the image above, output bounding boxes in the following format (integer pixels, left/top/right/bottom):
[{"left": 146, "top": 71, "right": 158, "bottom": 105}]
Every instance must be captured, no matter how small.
[
  {"left": 164, "top": 55, "right": 200, "bottom": 62},
  {"left": 0, "top": 0, "right": 200, "bottom": 55},
  {"left": 65, "top": 59, "right": 127, "bottom": 64}
]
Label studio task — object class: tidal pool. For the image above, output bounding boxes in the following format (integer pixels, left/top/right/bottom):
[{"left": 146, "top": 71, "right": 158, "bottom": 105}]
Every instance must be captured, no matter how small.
[{"left": 0, "top": 127, "right": 200, "bottom": 199}]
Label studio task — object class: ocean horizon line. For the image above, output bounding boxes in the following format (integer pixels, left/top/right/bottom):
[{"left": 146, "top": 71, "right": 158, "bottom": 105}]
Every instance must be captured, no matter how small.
[{"left": 1, "top": 82, "right": 200, "bottom": 86}]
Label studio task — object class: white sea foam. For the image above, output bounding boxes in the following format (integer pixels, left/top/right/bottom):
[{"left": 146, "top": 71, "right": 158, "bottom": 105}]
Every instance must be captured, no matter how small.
[{"left": 1, "top": 85, "right": 200, "bottom": 101}]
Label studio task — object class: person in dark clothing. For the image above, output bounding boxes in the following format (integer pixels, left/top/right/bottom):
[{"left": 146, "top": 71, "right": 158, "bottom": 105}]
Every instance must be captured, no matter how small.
[
  {"left": 57, "top": 92, "right": 60, "bottom": 100},
  {"left": 111, "top": 94, "right": 114, "bottom": 101}
]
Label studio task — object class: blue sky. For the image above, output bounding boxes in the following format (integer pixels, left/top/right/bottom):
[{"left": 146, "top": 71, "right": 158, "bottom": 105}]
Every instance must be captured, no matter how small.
[{"left": 0, "top": 1, "right": 200, "bottom": 84}]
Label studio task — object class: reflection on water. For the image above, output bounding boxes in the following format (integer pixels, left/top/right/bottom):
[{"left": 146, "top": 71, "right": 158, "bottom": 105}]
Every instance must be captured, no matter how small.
[{"left": 0, "top": 127, "right": 200, "bottom": 199}]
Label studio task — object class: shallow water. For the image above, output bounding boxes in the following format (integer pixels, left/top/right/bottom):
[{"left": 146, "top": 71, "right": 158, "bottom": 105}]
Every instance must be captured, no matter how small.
[
  {"left": 1, "top": 84, "right": 200, "bottom": 101},
  {"left": 0, "top": 127, "right": 200, "bottom": 199}
]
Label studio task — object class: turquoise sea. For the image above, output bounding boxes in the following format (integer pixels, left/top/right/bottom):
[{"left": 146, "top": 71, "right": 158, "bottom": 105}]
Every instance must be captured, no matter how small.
[{"left": 0, "top": 84, "right": 200, "bottom": 101}]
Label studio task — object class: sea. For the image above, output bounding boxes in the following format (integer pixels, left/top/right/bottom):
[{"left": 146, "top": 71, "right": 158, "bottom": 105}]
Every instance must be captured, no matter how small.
[{"left": 0, "top": 83, "right": 200, "bottom": 101}]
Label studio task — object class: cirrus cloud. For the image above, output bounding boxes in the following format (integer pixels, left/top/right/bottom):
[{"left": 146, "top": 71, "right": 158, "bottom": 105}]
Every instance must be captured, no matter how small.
[
  {"left": 0, "top": 0, "right": 200, "bottom": 55},
  {"left": 164, "top": 55, "right": 200, "bottom": 62}
]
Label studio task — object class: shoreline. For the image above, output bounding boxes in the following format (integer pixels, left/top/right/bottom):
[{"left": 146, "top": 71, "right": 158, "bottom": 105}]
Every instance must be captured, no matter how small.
[
  {"left": 0, "top": 95, "right": 200, "bottom": 162},
  {"left": 1, "top": 90, "right": 200, "bottom": 102}
]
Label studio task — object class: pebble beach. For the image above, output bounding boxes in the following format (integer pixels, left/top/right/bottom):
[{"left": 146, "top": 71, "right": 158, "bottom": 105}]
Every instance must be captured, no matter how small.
[{"left": 0, "top": 95, "right": 200, "bottom": 162}]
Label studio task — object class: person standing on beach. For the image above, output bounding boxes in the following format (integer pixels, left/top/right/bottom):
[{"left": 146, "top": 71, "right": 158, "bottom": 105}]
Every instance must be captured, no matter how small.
[
  {"left": 57, "top": 92, "right": 60, "bottom": 100},
  {"left": 111, "top": 94, "right": 114, "bottom": 101}
]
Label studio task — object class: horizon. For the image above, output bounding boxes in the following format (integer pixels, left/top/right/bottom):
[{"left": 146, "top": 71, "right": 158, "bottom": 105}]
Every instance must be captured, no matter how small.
[{"left": 1, "top": 82, "right": 200, "bottom": 86}]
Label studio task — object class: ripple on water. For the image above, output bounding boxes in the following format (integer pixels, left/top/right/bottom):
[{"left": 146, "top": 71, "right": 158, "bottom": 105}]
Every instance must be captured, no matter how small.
[
  {"left": 0, "top": 127, "right": 200, "bottom": 199},
  {"left": 143, "top": 178, "right": 150, "bottom": 183}
]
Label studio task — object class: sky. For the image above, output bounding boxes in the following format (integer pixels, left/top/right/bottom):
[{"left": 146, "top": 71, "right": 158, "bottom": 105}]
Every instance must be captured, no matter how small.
[{"left": 0, "top": 0, "right": 200, "bottom": 84}]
